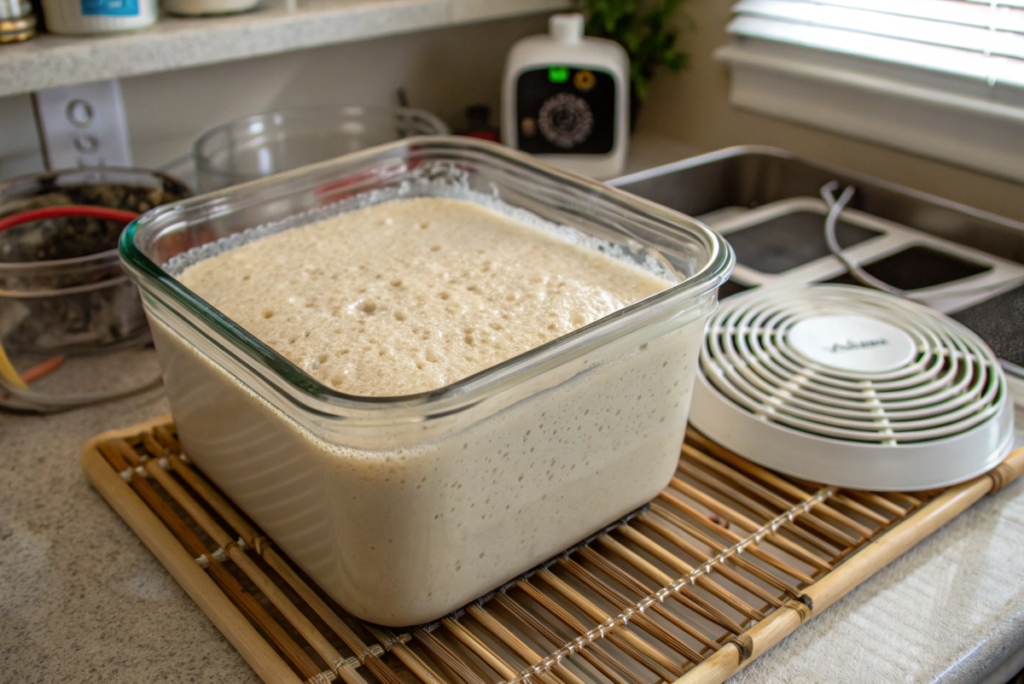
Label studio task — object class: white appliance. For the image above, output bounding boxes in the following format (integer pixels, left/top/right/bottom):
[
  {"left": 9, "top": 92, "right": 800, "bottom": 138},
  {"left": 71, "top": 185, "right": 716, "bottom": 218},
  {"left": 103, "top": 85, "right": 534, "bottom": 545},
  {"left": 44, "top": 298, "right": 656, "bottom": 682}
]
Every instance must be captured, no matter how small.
[
  {"left": 502, "top": 13, "right": 629, "bottom": 179},
  {"left": 690, "top": 285, "right": 1015, "bottom": 491}
]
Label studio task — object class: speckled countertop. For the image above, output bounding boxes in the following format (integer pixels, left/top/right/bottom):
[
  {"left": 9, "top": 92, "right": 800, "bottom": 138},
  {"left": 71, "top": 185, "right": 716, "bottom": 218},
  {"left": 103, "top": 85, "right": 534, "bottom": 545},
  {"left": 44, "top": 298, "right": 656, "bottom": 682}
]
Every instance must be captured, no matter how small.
[{"left": 2, "top": 349, "right": 1023, "bottom": 683}]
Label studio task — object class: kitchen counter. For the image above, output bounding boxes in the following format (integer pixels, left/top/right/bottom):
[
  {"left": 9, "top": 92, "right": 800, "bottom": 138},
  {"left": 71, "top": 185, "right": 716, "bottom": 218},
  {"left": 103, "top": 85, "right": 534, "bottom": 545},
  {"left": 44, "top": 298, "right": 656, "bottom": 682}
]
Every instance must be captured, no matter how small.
[{"left": 2, "top": 348, "right": 1023, "bottom": 683}]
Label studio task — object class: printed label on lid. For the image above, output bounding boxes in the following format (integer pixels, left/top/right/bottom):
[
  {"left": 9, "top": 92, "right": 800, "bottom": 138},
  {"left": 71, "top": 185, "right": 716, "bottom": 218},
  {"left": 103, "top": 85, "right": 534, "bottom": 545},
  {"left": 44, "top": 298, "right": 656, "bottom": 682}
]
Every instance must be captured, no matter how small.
[
  {"left": 82, "top": 0, "right": 139, "bottom": 16},
  {"left": 787, "top": 314, "right": 917, "bottom": 373}
]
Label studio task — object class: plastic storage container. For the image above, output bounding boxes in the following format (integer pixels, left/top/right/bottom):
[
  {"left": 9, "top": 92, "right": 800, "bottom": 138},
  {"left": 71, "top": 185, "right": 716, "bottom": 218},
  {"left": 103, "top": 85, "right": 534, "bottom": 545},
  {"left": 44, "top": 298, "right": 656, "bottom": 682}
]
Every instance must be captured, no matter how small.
[
  {"left": 120, "top": 137, "right": 733, "bottom": 626},
  {"left": 41, "top": 0, "right": 158, "bottom": 34}
]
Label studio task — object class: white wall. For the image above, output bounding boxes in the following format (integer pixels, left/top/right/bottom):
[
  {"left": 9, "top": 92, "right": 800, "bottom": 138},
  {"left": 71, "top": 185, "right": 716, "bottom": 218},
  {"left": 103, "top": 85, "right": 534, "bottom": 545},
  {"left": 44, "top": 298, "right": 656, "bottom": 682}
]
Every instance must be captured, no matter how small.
[
  {"left": 0, "top": 13, "right": 547, "bottom": 184},
  {"left": 639, "top": 0, "right": 1024, "bottom": 222},
  {"left": 0, "top": 94, "right": 45, "bottom": 181}
]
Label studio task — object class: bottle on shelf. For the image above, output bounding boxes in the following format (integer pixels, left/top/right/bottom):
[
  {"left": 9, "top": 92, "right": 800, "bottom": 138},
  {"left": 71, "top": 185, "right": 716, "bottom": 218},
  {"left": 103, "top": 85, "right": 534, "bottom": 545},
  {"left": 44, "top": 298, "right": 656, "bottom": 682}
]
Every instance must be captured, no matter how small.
[
  {"left": 0, "top": 0, "right": 36, "bottom": 42},
  {"left": 40, "top": 0, "right": 158, "bottom": 34}
]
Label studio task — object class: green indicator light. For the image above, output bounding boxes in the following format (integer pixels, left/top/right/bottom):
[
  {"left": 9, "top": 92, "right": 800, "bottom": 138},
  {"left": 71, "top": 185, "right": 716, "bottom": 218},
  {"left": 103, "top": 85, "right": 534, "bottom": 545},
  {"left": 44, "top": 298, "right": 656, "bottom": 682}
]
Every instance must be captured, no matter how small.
[{"left": 548, "top": 66, "right": 569, "bottom": 83}]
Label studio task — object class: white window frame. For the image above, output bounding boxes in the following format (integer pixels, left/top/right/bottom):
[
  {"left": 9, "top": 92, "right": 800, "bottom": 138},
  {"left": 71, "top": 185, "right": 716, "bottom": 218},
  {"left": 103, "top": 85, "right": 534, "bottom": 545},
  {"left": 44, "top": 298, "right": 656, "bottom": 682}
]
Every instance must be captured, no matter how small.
[{"left": 716, "top": 8, "right": 1024, "bottom": 183}]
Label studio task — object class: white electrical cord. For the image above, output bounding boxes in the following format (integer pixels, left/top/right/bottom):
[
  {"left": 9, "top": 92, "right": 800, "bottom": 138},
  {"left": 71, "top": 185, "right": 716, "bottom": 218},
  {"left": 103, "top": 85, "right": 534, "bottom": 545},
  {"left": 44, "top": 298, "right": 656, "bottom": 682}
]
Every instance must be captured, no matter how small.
[
  {"left": 820, "top": 181, "right": 914, "bottom": 297},
  {"left": 820, "top": 181, "right": 1008, "bottom": 303}
]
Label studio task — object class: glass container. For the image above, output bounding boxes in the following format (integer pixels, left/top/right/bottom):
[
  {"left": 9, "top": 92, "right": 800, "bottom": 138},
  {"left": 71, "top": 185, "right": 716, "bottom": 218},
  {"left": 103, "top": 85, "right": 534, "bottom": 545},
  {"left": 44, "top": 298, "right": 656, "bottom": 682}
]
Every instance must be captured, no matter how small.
[
  {"left": 0, "top": 167, "right": 189, "bottom": 356},
  {"left": 120, "top": 137, "right": 733, "bottom": 626}
]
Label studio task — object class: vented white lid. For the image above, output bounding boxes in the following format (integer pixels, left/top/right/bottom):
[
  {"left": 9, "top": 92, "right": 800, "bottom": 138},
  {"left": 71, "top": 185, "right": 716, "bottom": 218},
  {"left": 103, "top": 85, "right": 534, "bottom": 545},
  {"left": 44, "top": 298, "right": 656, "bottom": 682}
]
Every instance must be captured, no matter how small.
[{"left": 689, "top": 285, "right": 1014, "bottom": 490}]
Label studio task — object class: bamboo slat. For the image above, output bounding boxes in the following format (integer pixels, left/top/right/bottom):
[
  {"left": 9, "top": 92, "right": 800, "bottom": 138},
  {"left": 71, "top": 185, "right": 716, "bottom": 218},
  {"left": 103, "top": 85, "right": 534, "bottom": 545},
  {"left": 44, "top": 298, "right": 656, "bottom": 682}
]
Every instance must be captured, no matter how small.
[
  {"left": 82, "top": 418, "right": 1024, "bottom": 684},
  {"left": 492, "top": 591, "right": 644, "bottom": 684},
  {"left": 80, "top": 418, "right": 306, "bottom": 684},
  {"left": 594, "top": 535, "right": 746, "bottom": 635},
  {"left": 683, "top": 430, "right": 877, "bottom": 537},
  {"left": 674, "top": 446, "right": 1024, "bottom": 684}
]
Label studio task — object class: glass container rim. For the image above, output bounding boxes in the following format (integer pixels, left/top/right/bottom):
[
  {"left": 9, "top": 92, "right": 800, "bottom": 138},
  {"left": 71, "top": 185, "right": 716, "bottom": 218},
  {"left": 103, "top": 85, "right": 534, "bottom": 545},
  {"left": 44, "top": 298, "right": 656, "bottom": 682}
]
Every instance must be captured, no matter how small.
[
  {"left": 0, "top": 246, "right": 121, "bottom": 271},
  {"left": 122, "top": 136, "right": 734, "bottom": 413},
  {"left": 0, "top": 165, "right": 188, "bottom": 271},
  {"left": 0, "top": 165, "right": 187, "bottom": 190},
  {"left": 193, "top": 104, "right": 452, "bottom": 174}
]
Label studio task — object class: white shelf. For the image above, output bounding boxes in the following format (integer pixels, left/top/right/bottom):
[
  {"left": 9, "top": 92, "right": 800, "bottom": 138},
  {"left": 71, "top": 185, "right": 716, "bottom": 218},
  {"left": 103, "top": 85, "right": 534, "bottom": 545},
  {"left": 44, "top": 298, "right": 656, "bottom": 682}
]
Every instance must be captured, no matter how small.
[{"left": 0, "top": 0, "right": 570, "bottom": 98}]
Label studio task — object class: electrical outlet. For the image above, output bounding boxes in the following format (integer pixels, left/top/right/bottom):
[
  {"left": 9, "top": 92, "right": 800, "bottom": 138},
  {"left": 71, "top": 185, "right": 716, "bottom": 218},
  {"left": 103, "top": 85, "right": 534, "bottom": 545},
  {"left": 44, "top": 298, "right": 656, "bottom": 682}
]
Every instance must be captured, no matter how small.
[{"left": 34, "top": 79, "right": 133, "bottom": 170}]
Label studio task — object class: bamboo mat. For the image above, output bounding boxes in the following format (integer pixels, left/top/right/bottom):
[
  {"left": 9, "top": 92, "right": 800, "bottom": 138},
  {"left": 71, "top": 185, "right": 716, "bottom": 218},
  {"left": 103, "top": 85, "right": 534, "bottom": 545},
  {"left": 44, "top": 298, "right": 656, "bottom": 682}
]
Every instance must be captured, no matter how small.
[{"left": 80, "top": 415, "right": 1024, "bottom": 684}]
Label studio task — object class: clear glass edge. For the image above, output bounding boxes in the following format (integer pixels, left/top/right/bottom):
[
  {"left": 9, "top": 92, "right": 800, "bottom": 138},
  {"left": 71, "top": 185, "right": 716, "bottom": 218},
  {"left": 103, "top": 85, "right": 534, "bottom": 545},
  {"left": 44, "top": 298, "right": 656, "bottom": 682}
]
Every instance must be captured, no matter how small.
[
  {"left": 192, "top": 105, "right": 452, "bottom": 174},
  {"left": 119, "top": 136, "right": 735, "bottom": 418}
]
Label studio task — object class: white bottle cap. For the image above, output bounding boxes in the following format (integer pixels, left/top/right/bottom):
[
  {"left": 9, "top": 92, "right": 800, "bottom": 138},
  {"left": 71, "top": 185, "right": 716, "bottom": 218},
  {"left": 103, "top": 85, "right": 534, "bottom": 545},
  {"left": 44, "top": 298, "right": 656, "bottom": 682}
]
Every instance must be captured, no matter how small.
[{"left": 549, "top": 13, "right": 584, "bottom": 44}]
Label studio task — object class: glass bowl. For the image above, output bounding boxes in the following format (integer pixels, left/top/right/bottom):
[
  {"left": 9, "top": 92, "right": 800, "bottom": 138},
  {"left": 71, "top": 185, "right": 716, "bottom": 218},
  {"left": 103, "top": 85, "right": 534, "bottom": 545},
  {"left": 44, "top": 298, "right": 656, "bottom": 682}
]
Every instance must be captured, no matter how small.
[
  {"left": 193, "top": 104, "right": 450, "bottom": 192},
  {"left": 0, "top": 167, "right": 190, "bottom": 356}
]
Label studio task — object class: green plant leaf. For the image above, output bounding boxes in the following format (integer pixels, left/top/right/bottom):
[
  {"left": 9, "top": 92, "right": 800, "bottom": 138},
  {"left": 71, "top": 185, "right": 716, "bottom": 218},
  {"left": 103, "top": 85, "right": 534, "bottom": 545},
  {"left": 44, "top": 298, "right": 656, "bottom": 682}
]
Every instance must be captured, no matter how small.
[{"left": 583, "top": 0, "right": 691, "bottom": 102}]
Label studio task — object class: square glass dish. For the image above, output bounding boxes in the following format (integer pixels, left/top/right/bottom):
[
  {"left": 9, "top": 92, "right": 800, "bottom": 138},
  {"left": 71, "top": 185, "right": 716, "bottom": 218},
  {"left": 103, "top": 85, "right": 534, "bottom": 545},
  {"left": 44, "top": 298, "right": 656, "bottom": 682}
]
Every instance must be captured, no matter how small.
[{"left": 119, "top": 137, "right": 733, "bottom": 626}]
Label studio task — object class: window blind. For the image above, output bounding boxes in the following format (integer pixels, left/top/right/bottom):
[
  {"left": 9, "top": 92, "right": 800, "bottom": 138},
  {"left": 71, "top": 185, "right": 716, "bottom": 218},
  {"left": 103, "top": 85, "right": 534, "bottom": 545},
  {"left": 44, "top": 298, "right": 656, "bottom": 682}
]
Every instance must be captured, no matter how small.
[{"left": 728, "top": 0, "right": 1024, "bottom": 89}]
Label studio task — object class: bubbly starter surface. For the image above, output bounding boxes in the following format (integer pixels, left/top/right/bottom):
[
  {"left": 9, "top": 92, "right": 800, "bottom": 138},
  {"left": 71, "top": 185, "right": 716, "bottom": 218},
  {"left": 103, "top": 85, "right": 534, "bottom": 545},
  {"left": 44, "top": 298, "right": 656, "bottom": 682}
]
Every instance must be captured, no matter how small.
[{"left": 178, "top": 197, "right": 668, "bottom": 396}]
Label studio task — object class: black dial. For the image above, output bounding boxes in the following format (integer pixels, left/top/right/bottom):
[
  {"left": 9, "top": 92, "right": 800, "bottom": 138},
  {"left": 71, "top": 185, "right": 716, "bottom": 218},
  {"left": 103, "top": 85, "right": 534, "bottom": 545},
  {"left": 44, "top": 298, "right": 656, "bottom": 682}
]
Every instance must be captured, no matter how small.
[
  {"left": 538, "top": 93, "right": 594, "bottom": 149},
  {"left": 515, "top": 67, "right": 616, "bottom": 155}
]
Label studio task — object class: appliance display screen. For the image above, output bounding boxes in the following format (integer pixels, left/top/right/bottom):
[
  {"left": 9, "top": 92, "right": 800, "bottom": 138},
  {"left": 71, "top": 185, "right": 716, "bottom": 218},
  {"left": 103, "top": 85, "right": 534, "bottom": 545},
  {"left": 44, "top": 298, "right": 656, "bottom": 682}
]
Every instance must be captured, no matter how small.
[{"left": 515, "top": 66, "right": 616, "bottom": 155}]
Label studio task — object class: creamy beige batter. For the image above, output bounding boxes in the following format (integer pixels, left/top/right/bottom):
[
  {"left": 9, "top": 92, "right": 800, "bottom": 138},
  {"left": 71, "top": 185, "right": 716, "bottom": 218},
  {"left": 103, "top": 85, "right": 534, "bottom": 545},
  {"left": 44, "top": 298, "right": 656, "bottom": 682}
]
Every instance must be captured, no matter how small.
[{"left": 178, "top": 197, "right": 668, "bottom": 396}]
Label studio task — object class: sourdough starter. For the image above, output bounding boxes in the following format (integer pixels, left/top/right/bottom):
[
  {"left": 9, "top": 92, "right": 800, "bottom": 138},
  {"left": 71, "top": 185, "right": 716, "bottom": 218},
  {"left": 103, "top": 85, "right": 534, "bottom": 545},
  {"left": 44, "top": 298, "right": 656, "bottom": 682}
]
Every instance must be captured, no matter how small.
[
  {"left": 178, "top": 197, "right": 668, "bottom": 396},
  {"left": 154, "top": 196, "right": 706, "bottom": 625}
]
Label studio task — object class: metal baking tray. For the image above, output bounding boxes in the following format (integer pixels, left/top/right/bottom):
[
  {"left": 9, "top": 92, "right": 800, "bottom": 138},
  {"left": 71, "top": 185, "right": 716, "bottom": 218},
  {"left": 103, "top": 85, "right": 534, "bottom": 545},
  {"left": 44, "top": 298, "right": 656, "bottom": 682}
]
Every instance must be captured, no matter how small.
[
  {"left": 610, "top": 146, "right": 1024, "bottom": 264},
  {"left": 609, "top": 146, "right": 1024, "bottom": 381}
]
